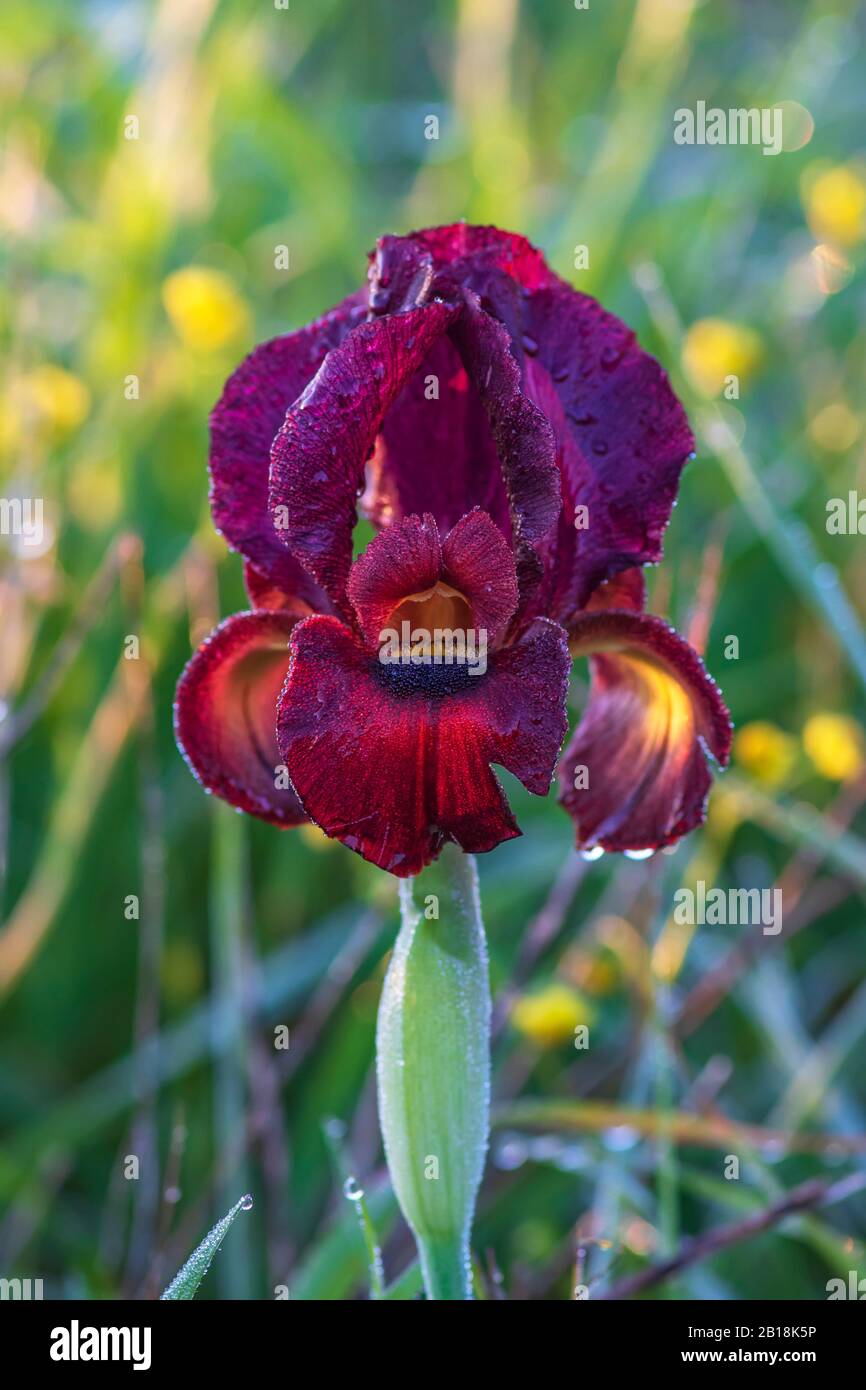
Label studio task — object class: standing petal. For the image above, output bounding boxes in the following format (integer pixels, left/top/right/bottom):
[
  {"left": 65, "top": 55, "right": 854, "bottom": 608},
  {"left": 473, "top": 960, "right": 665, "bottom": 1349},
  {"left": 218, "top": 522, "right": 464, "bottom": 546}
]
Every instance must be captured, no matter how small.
[
  {"left": 441, "top": 508, "right": 519, "bottom": 646},
  {"left": 522, "top": 283, "right": 694, "bottom": 622},
  {"left": 450, "top": 293, "right": 561, "bottom": 619},
  {"left": 209, "top": 294, "right": 365, "bottom": 607},
  {"left": 363, "top": 334, "right": 513, "bottom": 539},
  {"left": 269, "top": 300, "right": 458, "bottom": 617},
  {"left": 347, "top": 513, "right": 442, "bottom": 647}
]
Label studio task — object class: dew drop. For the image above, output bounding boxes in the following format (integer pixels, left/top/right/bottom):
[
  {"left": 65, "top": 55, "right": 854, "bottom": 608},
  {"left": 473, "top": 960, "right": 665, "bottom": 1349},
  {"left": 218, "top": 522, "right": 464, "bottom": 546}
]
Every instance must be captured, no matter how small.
[
  {"left": 240, "top": 1193, "right": 254, "bottom": 1211},
  {"left": 624, "top": 848, "right": 655, "bottom": 861},
  {"left": 343, "top": 1176, "right": 364, "bottom": 1202},
  {"left": 600, "top": 343, "right": 626, "bottom": 370},
  {"left": 580, "top": 845, "right": 605, "bottom": 862}
]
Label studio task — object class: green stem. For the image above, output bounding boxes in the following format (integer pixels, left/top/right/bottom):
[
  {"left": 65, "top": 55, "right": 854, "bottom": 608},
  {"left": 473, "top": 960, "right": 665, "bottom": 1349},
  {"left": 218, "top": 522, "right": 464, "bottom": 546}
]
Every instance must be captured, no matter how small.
[{"left": 376, "top": 844, "right": 490, "bottom": 1302}]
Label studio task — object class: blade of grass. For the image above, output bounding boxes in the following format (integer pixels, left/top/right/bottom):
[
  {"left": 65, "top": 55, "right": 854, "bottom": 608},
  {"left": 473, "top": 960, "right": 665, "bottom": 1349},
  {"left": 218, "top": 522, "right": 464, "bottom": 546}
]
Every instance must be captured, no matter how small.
[
  {"left": 211, "top": 801, "right": 252, "bottom": 1299},
  {"left": 160, "top": 1193, "right": 252, "bottom": 1301}
]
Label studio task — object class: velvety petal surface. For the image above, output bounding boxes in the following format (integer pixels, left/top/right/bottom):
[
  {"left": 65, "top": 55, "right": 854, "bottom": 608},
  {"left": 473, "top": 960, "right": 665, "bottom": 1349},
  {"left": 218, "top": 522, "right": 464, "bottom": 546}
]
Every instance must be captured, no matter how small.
[
  {"left": 362, "top": 333, "right": 514, "bottom": 538},
  {"left": 440, "top": 507, "right": 519, "bottom": 645},
  {"left": 277, "top": 615, "right": 570, "bottom": 875},
  {"left": 270, "top": 300, "right": 457, "bottom": 617},
  {"left": 522, "top": 284, "right": 694, "bottom": 622},
  {"left": 450, "top": 293, "right": 561, "bottom": 616},
  {"left": 175, "top": 610, "right": 306, "bottom": 827},
  {"left": 347, "top": 513, "right": 442, "bottom": 647},
  {"left": 210, "top": 294, "right": 365, "bottom": 607},
  {"left": 411, "top": 223, "right": 556, "bottom": 292},
  {"left": 559, "top": 611, "right": 732, "bottom": 852}
]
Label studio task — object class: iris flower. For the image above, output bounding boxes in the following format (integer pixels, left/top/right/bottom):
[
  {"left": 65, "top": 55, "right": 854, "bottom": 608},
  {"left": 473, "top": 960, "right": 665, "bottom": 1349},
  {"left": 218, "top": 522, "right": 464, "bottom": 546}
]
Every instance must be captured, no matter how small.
[{"left": 175, "top": 224, "right": 731, "bottom": 876}]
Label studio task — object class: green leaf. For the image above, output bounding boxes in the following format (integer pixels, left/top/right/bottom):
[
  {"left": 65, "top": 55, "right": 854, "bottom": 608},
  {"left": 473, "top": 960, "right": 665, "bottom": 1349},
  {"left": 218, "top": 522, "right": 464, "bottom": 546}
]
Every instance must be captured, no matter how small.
[{"left": 160, "top": 1194, "right": 253, "bottom": 1300}]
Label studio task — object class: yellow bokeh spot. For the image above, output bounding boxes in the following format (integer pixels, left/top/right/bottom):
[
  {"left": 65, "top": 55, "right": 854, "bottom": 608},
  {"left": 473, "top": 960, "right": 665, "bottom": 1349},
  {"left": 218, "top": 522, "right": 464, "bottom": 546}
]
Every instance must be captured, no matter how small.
[
  {"left": 802, "top": 713, "right": 865, "bottom": 782},
  {"left": 802, "top": 165, "right": 866, "bottom": 248},
  {"left": 511, "top": 982, "right": 592, "bottom": 1048},
  {"left": 807, "top": 401, "right": 860, "bottom": 453},
  {"left": 162, "top": 266, "right": 249, "bottom": 352},
  {"left": 27, "top": 364, "right": 90, "bottom": 436},
  {"left": 682, "top": 319, "right": 762, "bottom": 398},
  {"left": 733, "top": 721, "right": 798, "bottom": 787},
  {"left": 67, "top": 457, "right": 123, "bottom": 531}
]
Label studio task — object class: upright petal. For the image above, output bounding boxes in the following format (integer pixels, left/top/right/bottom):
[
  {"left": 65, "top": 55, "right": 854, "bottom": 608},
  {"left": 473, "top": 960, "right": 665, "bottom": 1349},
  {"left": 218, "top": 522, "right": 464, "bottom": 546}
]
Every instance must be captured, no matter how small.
[
  {"left": 411, "top": 223, "right": 555, "bottom": 292},
  {"left": 175, "top": 610, "right": 306, "bottom": 826},
  {"left": 559, "top": 611, "right": 732, "bottom": 852},
  {"left": 522, "top": 283, "right": 694, "bottom": 622},
  {"left": 269, "top": 300, "right": 457, "bottom": 617},
  {"left": 441, "top": 508, "right": 519, "bottom": 646},
  {"left": 347, "top": 513, "right": 442, "bottom": 647},
  {"left": 209, "top": 294, "right": 365, "bottom": 607},
  {"left": 277, "top": 615, "right": 570, "bottom": 875},
  {"left": 449, "top": 294, "right": 561, "bottom": 618},
  {"left": 363, "top": 333, "right": 513, "bottom": 538}
]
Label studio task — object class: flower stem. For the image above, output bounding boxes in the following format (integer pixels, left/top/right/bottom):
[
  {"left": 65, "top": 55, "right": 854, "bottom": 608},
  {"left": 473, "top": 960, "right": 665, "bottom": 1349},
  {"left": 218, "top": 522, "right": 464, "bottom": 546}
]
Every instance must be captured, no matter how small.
[{"left": 376, "top": 844, "right": 490, "bottom": 1301}]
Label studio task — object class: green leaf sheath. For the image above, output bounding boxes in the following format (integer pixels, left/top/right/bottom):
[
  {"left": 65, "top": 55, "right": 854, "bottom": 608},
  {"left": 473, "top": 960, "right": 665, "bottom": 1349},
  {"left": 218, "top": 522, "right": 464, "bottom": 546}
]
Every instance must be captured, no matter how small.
[{"left": 375, "top": 845, "right": 491, "bottom": 1301}]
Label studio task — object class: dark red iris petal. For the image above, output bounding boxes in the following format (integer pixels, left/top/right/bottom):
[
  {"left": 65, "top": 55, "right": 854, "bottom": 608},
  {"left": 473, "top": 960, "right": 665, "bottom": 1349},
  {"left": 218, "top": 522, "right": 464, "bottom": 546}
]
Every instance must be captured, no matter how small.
[
  {"left": 449, "top": 293, "right": 561, "bottom": 620},
  {"left": 440, "top": 508, "right": 518, "bottom": 644},
  {"left": 346, "top": 508, "right": 518, "bottom": 651},
  {"left": 209, "top": 295, "right": 364, "bottom": 607},
  {"left": 269, "top": 300, "right": 458, "bottom": 618},
  {"left": 367, "top": 233, "right": 436, "bottom": 315},
  {"left": 411, "top": 223, "right": 555, "bottom": 291},
  {"left": 521, "top": 285, "right": 694, "bottom": 623},
  {"left": 175, "top": 610, "right": 306, "bottom": 827},
  {"left": 277, "top": 614, "right": 570, "bottom": 876},
  {"left": 583, "top": 566, "right": 646, "bottom": 614},
  {"left": 559, "top": 611, "right": 732, "bottom": 852},
  {"left": 243, "top": 559, "right": 312, "bottom": 613},
  {"left": 347, "top": 513, "right": 442, "bottom": 647},
  {"left": 363, "top": 334, "right": 513, "bottom": 539}
]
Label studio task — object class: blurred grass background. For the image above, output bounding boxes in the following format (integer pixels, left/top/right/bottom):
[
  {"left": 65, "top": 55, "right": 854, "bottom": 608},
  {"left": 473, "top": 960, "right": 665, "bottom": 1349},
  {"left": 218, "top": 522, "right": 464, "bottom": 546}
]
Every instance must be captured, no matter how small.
[{"left": 1, "top": 0, "right": 866, "bottom": 1300}]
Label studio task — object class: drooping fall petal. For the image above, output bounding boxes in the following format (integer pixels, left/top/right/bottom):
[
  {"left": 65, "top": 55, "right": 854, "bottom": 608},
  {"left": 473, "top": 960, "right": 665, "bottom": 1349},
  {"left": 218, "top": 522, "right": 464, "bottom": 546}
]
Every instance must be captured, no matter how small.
[
  {"left": 209, "top": 295, "right": 365, "bottom": 606},
  {"left": 175, "top": 610, "right": 307, "bottom": 827},
  {"left": 277, "top": 614, "right": 570, "bottom": 875},
  {"left": 559, "top": 611, "right": 732, "bottom": 852}
]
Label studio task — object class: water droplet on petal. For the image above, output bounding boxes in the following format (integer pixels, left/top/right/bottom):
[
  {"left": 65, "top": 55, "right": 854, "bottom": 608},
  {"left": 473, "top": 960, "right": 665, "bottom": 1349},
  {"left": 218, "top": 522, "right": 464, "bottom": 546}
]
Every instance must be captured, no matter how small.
[
  {"left": 624, "top": 848, "right": 655, "bottom": 861},
  {"left": 580, "top": 845, "right": 605, "bottom": 862}
]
